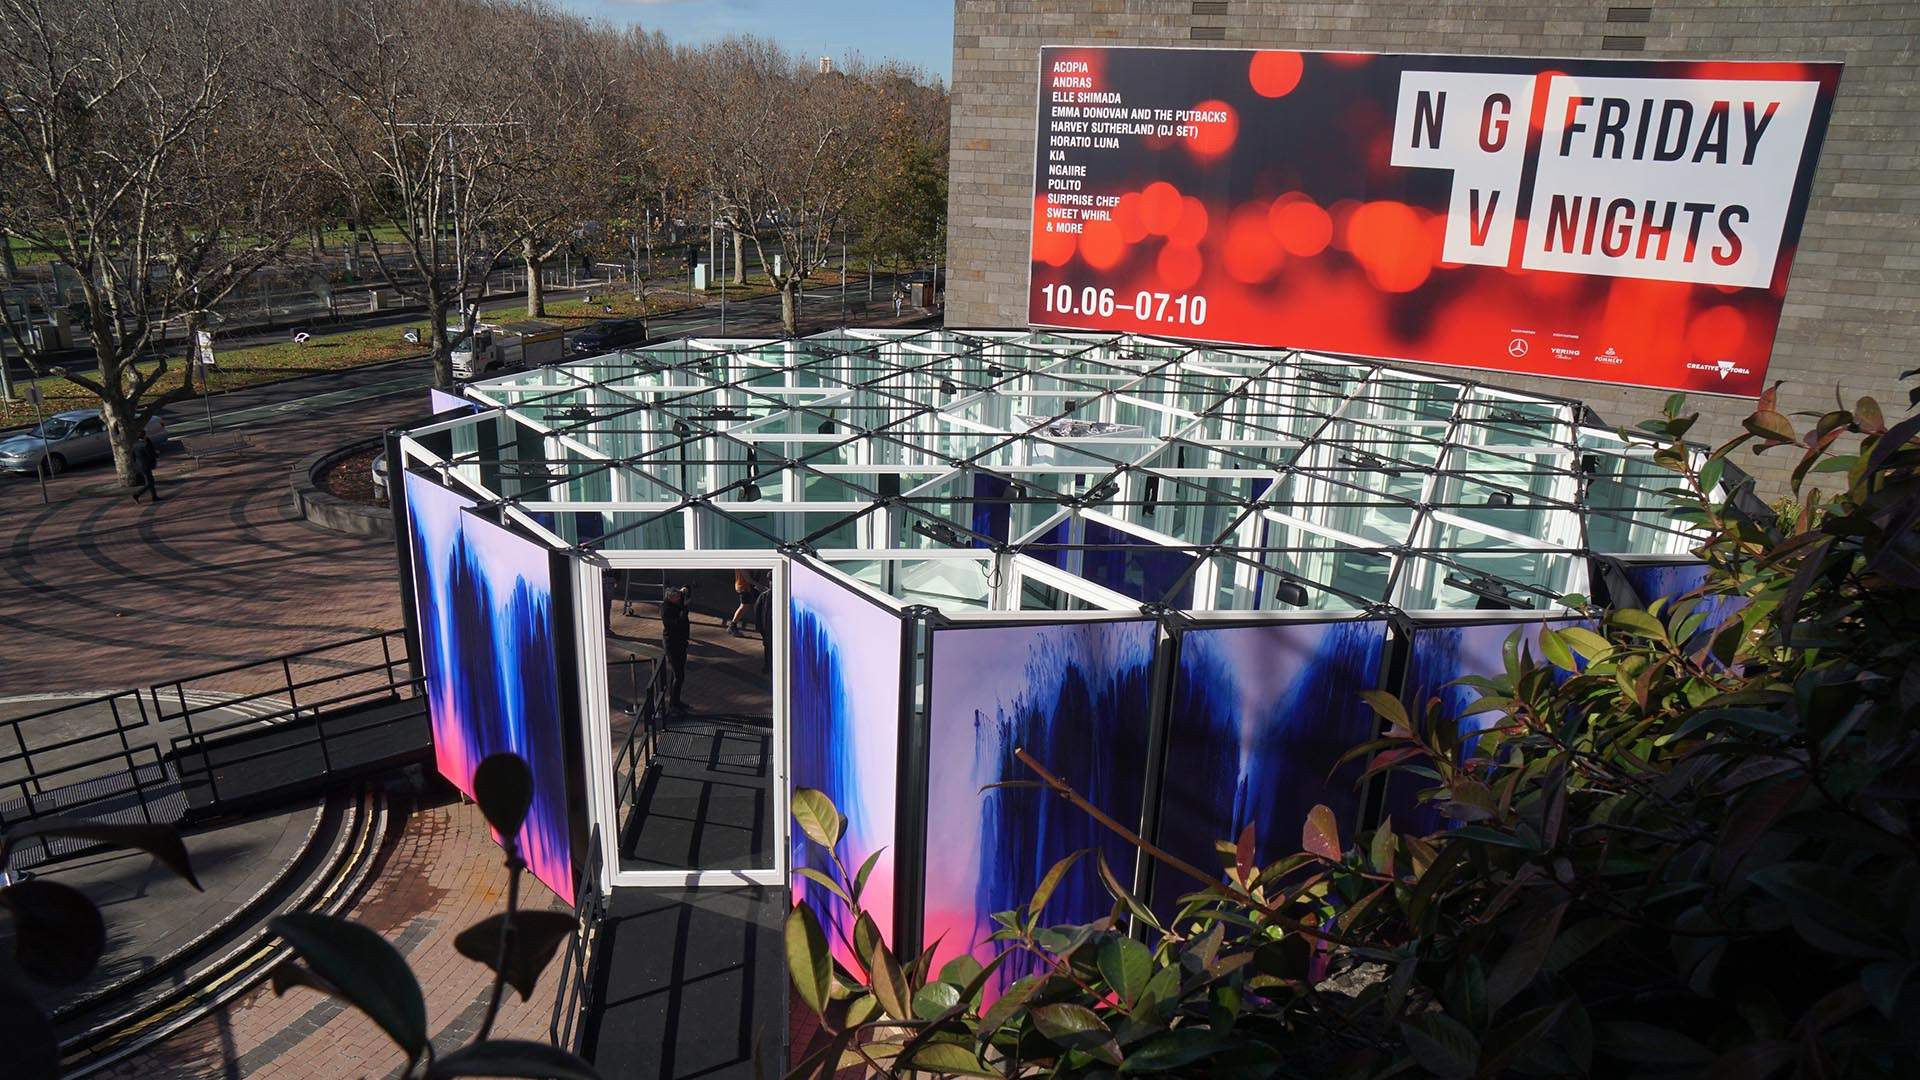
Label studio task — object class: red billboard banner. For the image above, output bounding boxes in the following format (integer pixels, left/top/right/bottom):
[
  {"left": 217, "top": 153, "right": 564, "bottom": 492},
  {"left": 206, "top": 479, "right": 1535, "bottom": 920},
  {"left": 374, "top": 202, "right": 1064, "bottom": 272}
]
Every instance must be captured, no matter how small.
[{"left": 1028, "top": 47, "right": 1840, "bottom": 397}]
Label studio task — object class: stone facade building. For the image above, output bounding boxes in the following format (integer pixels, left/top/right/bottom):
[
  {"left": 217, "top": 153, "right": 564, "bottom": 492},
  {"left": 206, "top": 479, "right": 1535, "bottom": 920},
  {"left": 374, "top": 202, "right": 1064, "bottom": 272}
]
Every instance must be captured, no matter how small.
[{"left": 944, "top": 0, "right": 1920, "bottom": 491}]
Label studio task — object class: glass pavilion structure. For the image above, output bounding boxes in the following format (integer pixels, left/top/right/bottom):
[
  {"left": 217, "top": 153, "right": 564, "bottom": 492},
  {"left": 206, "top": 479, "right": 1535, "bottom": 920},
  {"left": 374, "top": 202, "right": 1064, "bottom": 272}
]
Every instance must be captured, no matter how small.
[{"left": 390, "top": 328, "right": 1714, "bottom": 955}]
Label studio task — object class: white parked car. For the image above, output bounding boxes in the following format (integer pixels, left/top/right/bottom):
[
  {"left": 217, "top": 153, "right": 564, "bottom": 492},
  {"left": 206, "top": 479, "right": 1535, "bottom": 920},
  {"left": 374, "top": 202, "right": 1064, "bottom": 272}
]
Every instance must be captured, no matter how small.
[{"left": 0, "top": 409, "right": 169, "bottom": 476}]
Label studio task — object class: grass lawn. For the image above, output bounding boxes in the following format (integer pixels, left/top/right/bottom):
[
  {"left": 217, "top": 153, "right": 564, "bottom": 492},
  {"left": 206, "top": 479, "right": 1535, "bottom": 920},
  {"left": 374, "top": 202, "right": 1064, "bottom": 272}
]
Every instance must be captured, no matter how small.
[
  {"left": 1, "top": 319, "right": 431, "bottom": 426},
  {"left": 524, "top": 291, "right": 703, "bottom": 326},
  {"left": 5, "top": 233, "right": 61, "bottom": 268},
  {"left": 0, "top": 262, "right": 875, "bottom": 427},
  {"left": 315, "top": 223, "right": 409, "bottom": 247}
]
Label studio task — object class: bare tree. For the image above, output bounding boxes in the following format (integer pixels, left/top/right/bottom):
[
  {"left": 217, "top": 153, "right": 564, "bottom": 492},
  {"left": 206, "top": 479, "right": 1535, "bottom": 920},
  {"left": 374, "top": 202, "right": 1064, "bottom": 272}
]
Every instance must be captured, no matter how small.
[
  {"left": 493, "top": 2, "right": 642, "bottom": 319},
  {"left": 0, "top": 0, "right": 305, "bottom": 482},
  {"left": 855, "top": 64, "right": 951, "bottom": 280},
  {"left": 283, "top": 0, "right": 533, "bottom": 385},
  {"left": 692, "top": 39, "right": 880, "bottom": 336}
]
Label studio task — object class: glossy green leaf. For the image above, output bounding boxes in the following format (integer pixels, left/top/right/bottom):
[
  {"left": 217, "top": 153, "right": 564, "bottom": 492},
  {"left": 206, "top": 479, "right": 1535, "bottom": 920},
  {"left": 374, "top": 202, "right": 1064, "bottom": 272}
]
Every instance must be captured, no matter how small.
[
  {"left": 1610, "top": 608, "right": 1667, "bottom": 640},
  {"left": 785, "top": 905, "right": 831, "bottom": 1015},
  {"left": 793, "top": 866, "right": 849, "bottom": 906},
  {"left": 1118, "top": 1028, "right": 1231, "bottom": 1072},
  {"left": 1369, "top": 818, "right": 1397, "bottom": 876},
  {"left": 2, "top": 879, "right": 104, "bottom": 985},
  {"left": 1301, "top": 804, "right": 1341, "bottom": 860},
  {"left": 1027, "top": 848, "right": 1083, "bottom": 921},
  {"left": 1359, "top": 688, "right": 1409, "bottom": 731},
  {"left": 791, "top": 788, "right": 844, "bottom": 850},
  {"left": 862, "top": 925, "right": 912, "bottom": 1021},
  {"left": 851, "top": 847, "right": 883, "bottom": 902},
  {"left": 270, "top": 912, "right": 427, "bottom": 1061},
  {"left": 1033, "top": 1001, "right": 1118, "bottom": 1057},
  {"left": 1744, "top": 408, "right": 1795, "bottom": 443},
  {"left": 1595, "top": 1021, "right": 1712, "bottom": 1065},
  {"left": 904, "top": 1041, "right": 996, "bottom": 1076},
  {"left": 1537, "top": 627, "right": 1578, "bottom": 672},
  {"left": 1098, "top": 935, "right": 1152, "bottom": 1007},
  {"left": 912, "top": 980, "right": 960, "bottom": 1020},
  {"left": 427, "top": 1039, "right": 603, "bottom": 1079},
  {"left": 938, "top": 952, "right": 983, "bottom": 988},
  {"left": 1478, "top": 1002, "right": 1567, "bottom": 1076},
  {"left": 1401, "top": 1012, "right": 1480, "bottom": 1078}
]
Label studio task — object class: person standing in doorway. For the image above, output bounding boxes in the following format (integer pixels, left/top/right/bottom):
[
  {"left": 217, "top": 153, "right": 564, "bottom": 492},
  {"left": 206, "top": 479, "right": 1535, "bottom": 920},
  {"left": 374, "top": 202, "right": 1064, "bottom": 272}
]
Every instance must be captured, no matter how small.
[
  {"left": 661, "top": 584, "right": 692, "bottom": 711},
  {"left": 130, "top": 430, "right": 160, "bottom": 504},
  {"left": 727, "top": 568, "right": 755, "bottom": 637},
  {"left": 754, "top": 578, "right": 773, "bottom": 674}
]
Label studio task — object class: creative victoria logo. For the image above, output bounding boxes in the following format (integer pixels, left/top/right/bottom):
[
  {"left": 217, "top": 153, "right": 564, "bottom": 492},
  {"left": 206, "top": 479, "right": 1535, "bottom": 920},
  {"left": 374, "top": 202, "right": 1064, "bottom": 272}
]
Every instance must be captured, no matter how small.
[
  {"left": 1687, "top": 358, "right": 1752, "bottom": 380},
  {"left": 1391, "top": 69, "right": 1824, "bottom": 290}
]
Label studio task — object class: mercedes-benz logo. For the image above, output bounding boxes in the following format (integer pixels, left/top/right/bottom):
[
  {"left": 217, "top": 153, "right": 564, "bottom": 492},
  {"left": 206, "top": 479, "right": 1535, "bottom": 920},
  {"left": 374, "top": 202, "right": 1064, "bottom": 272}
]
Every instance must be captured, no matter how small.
[{"left": 1506, "top": 337, "right": 1530, "bottom": 358}]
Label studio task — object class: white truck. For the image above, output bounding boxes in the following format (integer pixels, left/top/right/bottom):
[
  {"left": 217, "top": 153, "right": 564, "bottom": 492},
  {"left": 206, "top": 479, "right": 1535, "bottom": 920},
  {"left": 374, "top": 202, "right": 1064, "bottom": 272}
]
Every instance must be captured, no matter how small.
[{"left": 451, "top": 319, "right": 566, "bottom": 380}]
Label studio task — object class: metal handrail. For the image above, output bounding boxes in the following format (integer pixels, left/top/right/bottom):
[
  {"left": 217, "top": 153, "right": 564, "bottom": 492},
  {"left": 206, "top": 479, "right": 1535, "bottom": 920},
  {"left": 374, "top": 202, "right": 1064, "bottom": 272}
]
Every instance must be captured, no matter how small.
[
  {"left": 167, "top": 680, "right": 429, "bottom": 811},
  {"left": 0, "top": 691, "right": 149, "bottom": 795},
  {"left": 0, "top": 628, "right": 424, "bottom": 864},
  {"left": 611, "top": 659, "right": 664, "bottom": 822},
  {"left": 2, "top": 744, "right": 169, "bottom": 865},
  {"left": 549, "top": 824, "right": 606, "bottom": 1052},
  {"left": 166, "top": 675, "right": 420, "bottom": 750},
  {"left": 144, "top": 627, "right": 405, "bottom": 685},
  {"left": 151, "top": 661, "right": 399, "bottom": 727},
  {"left": 147, "top": 628, "right": 412, "bottom": 737}
]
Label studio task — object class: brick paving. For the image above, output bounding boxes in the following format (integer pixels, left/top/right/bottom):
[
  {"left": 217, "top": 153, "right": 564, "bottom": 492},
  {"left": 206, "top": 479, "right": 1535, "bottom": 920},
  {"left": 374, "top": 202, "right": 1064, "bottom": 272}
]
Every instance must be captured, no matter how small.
[
  {"left": 0, "top": 388, "right": 582, "bottom": 1077},
  {"left": 0, "top": 395, "right": 417, "bottom": 695},
  {"left": 93, "top": 796, "right": 571, "bottom": 1080}
]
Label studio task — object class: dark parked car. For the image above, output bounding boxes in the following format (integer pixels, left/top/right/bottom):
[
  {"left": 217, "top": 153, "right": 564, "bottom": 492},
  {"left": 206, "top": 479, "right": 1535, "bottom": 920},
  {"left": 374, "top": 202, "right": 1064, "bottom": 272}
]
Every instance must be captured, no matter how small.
[{"left": 571, "top": 317, "right": 649, "bottom": 356}]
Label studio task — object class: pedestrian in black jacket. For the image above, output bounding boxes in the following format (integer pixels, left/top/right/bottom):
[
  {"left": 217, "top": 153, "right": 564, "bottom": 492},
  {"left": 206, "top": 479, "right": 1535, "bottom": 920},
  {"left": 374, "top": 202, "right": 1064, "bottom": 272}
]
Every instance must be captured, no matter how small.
[
  {"left": 660, "top": 584, "right": 692, "bottom": 711},
  {"left": 130, "top": 431, "right": 159, "bottom": 503}
]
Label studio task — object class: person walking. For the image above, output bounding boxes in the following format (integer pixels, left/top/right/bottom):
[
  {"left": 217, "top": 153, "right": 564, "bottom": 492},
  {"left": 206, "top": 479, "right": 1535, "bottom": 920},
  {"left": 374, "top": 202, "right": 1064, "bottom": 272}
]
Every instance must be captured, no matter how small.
[
  {"left": 892, "top": 284, "right": 905, "bottom": 319},
  {"left": 755, "top": 581, "right": 773, "bottom": 674},
  {"left": 661, "top": 584, "right": 692, "bottom": 712},
  {"left": 130, "top": 430, "right": 160, "bottom": 504},
  {"left": 727, "top": 568, "right": 755, "bottom": 637}
]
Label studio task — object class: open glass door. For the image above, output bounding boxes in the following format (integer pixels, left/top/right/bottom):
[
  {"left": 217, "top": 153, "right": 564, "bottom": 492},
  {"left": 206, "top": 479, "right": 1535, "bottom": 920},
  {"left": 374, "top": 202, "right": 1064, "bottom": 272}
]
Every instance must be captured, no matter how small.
[{"left": 577, "top": 555, "right": 787, "bottom": 889}]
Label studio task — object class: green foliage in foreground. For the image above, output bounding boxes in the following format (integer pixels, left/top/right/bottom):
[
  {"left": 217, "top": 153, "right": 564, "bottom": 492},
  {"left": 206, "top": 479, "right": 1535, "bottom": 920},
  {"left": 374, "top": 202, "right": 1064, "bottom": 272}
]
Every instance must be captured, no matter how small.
[{"left": 787, "top": 380, "right": 1920, "bottom": 1078}]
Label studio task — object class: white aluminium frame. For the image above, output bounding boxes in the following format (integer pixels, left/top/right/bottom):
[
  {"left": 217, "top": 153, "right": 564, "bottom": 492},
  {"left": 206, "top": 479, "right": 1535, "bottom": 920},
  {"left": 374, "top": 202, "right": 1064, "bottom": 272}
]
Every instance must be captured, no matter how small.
[{"left": 574, "top": 548, "right": 791, "bottom": 891}]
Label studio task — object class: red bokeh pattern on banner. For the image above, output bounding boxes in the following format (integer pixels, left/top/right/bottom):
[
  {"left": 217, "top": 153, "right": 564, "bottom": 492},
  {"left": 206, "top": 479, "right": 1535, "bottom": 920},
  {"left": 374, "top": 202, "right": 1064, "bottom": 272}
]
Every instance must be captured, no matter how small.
[{"left": 1027, "top": 47, "right": 1841, "bottom": 397}]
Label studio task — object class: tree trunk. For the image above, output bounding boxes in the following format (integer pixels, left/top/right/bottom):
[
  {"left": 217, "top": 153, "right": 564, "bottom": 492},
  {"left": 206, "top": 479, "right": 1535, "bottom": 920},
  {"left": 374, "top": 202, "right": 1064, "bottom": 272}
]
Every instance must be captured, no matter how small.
[
  {"left": 780, "top": 279, "right": 800, "bottom": 336},
  {"left": 102, "top": 394, "right": 140, "bottom": 489},
  {"left": 731, "top": 230, "right": 745, "bottom": 285},
  {"left": 0, "top": 236, "right": 17, "bottom": 281},
  {"left": 525, "top": 239, "right": 546, "bottom": 318},
  {"left": 428, "top": 289, "right": 453, "bottom": 386}
]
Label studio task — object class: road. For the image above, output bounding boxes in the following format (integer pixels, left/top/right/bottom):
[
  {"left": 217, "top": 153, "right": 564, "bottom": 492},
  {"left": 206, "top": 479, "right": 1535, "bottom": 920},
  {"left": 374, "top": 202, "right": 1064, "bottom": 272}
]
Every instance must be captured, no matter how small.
[{"left": 0, "top": 280, "right": 929, "bottom": 493}]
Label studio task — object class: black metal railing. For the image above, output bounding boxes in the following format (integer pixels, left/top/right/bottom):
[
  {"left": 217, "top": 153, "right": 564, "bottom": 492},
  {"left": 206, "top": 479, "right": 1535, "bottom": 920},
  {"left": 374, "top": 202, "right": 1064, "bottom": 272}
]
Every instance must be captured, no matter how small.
[
  {"left": 611, "top": 658, "right": 664, "bottom": 836},
  {"left": 1, "top": 744, "right": 175, "bottom": 868},
  {"left": 0, "top": 692, "right": 180, "bottom": 869},
  {"left": 1, "top": 629, "right": 425, "bottom": 862},
  {"left": 0, "top": 690, "right": 150, "bottom": 799},
  {"left": 165, "top": 676, "right": 428, "bottom": 814},
  {"left": 148, "top": 628, "right": 412, "bottom": 736},
  {"left": 550, "top": 824, "right": 606, "bottom": 1053}
]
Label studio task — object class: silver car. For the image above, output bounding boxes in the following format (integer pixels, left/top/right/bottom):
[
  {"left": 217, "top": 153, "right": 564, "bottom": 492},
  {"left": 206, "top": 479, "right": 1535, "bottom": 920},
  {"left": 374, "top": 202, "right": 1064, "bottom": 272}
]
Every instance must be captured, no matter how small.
[{"left": 0, "top": 409, "right": 169, "bottom": 476}]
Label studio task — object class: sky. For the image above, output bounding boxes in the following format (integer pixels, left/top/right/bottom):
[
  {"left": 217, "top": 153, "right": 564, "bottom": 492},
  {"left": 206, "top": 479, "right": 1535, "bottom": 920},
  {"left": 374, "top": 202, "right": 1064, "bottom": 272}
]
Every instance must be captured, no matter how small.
[{"left": 556, "top": 0, "right": 955, "bottom": 83}]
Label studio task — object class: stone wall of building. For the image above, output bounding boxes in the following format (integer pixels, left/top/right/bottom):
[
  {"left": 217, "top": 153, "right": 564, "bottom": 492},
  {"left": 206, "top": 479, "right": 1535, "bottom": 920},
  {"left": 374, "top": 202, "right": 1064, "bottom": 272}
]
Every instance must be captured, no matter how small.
[{"left": 946, "top": 0, "right": 1920, "bottom": 492}]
